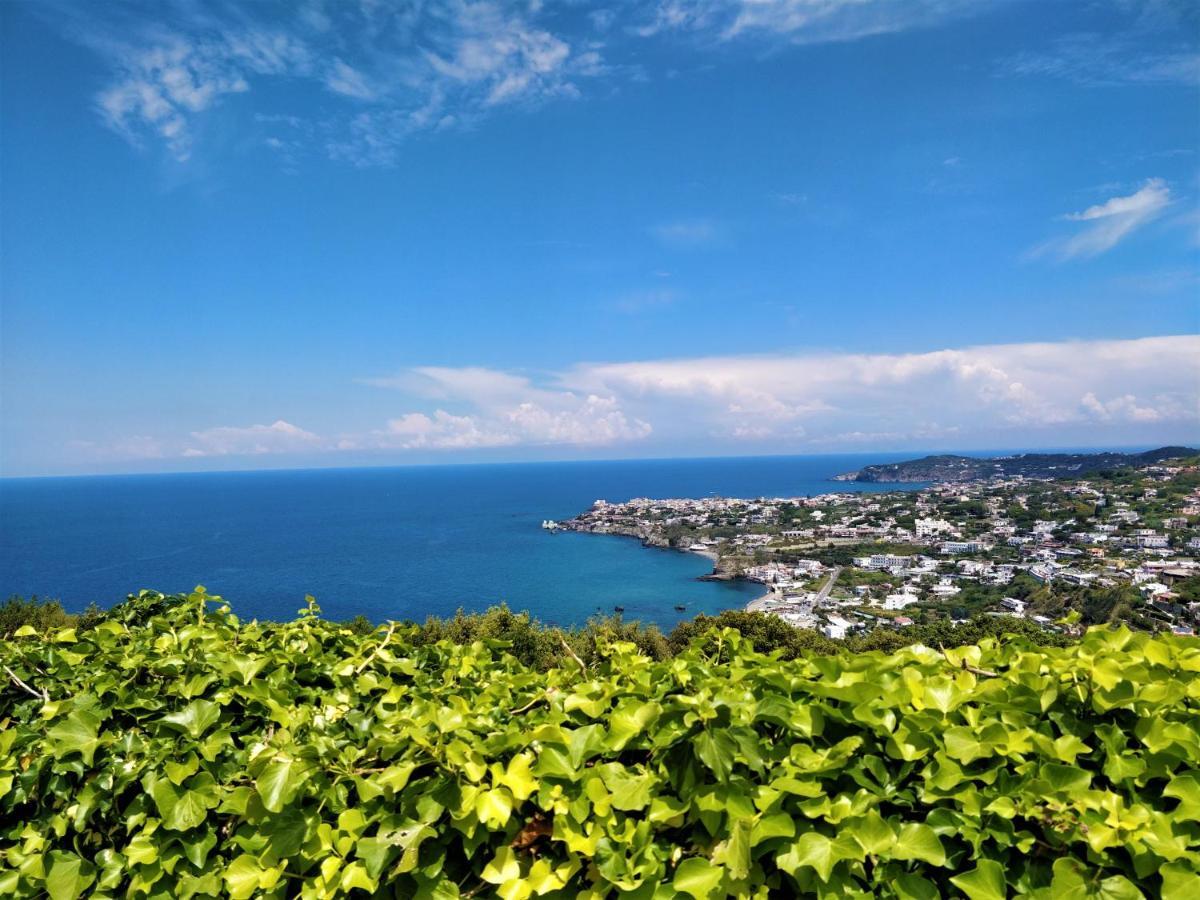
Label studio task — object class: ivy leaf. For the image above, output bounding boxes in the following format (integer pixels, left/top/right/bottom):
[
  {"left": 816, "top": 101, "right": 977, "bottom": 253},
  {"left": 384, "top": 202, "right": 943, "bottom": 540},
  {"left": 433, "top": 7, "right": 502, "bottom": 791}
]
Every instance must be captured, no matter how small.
[
  {"left": 224, "top": 854, "right": 266, "bottom": 900},
  {"left": 694, "top": 730, "right": 737, "bottom": 782},
  {"left": 180, "top": 828, "right": 218, "bottom": 869},
  {"left": 608, "top": 701, "right": 661, "bottom": 750},
  {"left": 1046, "top": 859, "right": 1091, "bottom": 900},
  {"left": 262, "top": 805, "right": 309, "bottom": 858},
  {"left": 45, "top": 851, "right": 96, "bottom": 900},
  {"left": 161, "top": 699, "right": 222, "bottom": 740},
  {"left": 780, "top": 832, "right": 838, "bottom": 883},
  {"left": 943, "top": 727, "right": 988, "bottom": 764},
  {"left": 895, "top": 873, "right": 941, "bottom": 900},
  {"left": 891, "top": 823, "right": 946, "bottom": 867},
  {"left": 254, "top": 756, "right": 312, "bottom": 813},
  {"left": 950, "top": 860, "right": 1008, "bottom": 900},
  {"left": 498, "top": 753, "right": 538, "bottom": 803},
  {"left": 46, "top": 707, "right": 102, "bottom": 766},
  {"left": 476, "top": 787, "right": 514, "bottom": 828},
  {"left": 672, "top": 858, "right": 724, "bottom": 898},
  {"left": 750, "top": 813, "right": 796, "bottom": 845},
  {"left": 849, "top": 810, "right": 894, "bottom": 855},
  {"left": 597, "top": 763, "right": 654, "bottom": 812},
  {"left": 1163, "top": 772, "right": 1200, "bottom": 821},
  {"left": 146, "top": 773, "right": 217, "bottom": 831},
  {"left": 713, "top": 817, "right": 752, "bottom": 881},
  {"left": 481, "top": 846, "right": 521, "bottom": 884},
  {"left": 1040, "top": 763, "right": 1091, "bottom": 795},
  {"left": 1161, "top": 861, "right": 1200, "bottom": 900}
]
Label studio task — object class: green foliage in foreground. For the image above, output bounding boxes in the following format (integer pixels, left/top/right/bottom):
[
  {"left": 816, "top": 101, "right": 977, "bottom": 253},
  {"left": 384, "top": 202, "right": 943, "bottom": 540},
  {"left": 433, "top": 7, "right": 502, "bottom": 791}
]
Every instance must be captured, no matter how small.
[
  {"left": 2, "top": 590, "right": 1199, "bottom": 899},
  {"left": 1, "top": 593, "right": 1073, "bottom": 672}
]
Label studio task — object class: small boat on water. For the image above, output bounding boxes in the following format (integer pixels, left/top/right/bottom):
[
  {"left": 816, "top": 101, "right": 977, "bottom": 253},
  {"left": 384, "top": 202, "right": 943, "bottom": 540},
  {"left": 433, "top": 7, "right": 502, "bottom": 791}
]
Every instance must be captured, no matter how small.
[
  {"left": 674, "top": 604, "right": 686, "bottom": 612},
  {"left": 613, "top": 605, "right": 625, "bottom": 613},
  {"left": 541, "top": 519, "right": 560, "bottom": 530}
]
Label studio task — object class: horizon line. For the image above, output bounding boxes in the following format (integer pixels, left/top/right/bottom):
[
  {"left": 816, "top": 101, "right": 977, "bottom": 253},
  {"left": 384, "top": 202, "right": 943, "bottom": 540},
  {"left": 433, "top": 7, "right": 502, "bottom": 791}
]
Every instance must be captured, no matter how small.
[{"left": 2, "top": 441, "right": 1193, "bottom": 483}]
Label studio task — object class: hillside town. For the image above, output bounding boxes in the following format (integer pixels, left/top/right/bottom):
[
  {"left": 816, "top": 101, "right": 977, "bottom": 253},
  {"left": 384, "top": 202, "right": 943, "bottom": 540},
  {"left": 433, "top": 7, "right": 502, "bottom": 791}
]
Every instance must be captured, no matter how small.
[{"left": 556, "top": 453, "right": 1200, "bottom": 640}]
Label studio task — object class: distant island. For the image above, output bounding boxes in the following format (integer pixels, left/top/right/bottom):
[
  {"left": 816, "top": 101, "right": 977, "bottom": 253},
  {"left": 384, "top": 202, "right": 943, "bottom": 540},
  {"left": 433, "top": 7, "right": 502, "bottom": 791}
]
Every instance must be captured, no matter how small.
[{"left": 833, "top": 446, "right": 1198, "bottom": 484}]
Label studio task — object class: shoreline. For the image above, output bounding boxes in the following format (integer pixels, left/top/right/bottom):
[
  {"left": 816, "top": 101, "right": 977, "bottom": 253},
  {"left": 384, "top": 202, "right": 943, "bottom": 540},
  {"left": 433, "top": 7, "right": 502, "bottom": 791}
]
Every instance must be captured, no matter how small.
[{"left": 562, "top": 524, "right": 772, "bottom": 613}]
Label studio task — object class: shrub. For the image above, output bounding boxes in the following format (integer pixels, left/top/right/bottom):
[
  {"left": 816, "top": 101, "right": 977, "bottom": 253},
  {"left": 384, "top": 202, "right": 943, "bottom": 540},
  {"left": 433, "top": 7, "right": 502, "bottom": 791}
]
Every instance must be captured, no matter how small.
[{"left": 1, "top": 588, "right": 1197, "bottom": 898}]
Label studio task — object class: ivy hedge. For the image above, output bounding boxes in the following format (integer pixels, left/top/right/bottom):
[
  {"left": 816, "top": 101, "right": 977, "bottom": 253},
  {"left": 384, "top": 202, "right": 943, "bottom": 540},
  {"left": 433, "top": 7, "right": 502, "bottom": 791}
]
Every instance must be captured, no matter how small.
[{"left": 1, "top": 588, "right": 1198, "bottom": 899}]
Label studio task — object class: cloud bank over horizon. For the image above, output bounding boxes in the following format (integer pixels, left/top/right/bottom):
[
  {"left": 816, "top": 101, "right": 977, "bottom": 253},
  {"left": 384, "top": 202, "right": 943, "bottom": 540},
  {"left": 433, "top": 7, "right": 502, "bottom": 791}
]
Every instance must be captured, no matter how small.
[{"left": 68, "top": 334, "right": 1200, "bottom": 471}]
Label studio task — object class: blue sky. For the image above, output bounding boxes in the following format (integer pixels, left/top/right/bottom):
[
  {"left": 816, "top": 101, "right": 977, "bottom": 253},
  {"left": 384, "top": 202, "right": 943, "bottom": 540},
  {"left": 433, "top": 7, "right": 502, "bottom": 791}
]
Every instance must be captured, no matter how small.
[{"left": 1, "top": 0, "right": 1197, "bottom": 476}]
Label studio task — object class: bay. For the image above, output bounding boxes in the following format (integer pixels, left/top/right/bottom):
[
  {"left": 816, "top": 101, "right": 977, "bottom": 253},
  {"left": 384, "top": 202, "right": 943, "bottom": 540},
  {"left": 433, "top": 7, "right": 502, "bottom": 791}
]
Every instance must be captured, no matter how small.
[{"left": 1, "top": 453, "right": 919, "bottom": 629}]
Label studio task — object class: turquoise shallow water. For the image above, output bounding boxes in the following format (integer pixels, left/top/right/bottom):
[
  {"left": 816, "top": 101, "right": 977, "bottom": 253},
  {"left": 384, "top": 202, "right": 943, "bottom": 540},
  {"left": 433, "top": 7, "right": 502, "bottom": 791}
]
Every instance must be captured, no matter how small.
[{"left": 1, "top": 454, "right": 919, "bottom": 629}]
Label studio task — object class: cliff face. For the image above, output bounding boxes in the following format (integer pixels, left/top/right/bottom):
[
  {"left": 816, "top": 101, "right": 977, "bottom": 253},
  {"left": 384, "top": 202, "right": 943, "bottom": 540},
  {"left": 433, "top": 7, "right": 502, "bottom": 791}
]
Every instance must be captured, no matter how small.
[
  {"left": 699, "top": 555, "right": 743, "bottom": 581},
  {"left": 562, "top": 519, "right": 672, "bottom": 548},
  {"left": 835, "top": 446, "right": 1197, "bottom": 484}
]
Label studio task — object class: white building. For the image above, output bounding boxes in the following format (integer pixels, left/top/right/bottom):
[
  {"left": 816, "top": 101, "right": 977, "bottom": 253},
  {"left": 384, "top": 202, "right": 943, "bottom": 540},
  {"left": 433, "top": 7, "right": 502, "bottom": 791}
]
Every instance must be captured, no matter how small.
[
  {"left": 822, "top": 615, "right": 855, "bottom": 640},
  {"left": 882, "top": 590, "right": 920, "bottom": 611},
  {"left": 915, "top": 517, "right": 954, "bottom": 538},
  {"left": 940, "top": 540, "right": 988, "bottom": 554}
]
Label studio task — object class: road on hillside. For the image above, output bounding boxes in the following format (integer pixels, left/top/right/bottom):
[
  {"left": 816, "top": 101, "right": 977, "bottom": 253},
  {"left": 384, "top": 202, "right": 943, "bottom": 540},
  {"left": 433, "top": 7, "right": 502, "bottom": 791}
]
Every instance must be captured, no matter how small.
[
  {"left": 745, "top": 564, "right": 841, "bottom": 612},
  {"left": 815, "top": 566, "right": 842, "bottom": 602}
]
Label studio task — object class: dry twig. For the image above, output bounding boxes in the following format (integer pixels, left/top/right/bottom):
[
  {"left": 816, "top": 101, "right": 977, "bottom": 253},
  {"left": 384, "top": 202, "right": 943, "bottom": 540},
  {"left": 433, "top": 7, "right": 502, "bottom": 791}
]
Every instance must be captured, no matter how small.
[
  {"left": 4, "top": 664, "right": 49, "bottom": 702},
  {"left": 509, "top": 687, "right": 558, "bottom": 716},
  {"left": 939, "top": 643, "right": 998, "bottom": 679},
  {"left": 557, "top": 633, "right": 587, "bottom": 675},
  {"left": 355, "top": 621, "right": 397, "bottom": 674}
]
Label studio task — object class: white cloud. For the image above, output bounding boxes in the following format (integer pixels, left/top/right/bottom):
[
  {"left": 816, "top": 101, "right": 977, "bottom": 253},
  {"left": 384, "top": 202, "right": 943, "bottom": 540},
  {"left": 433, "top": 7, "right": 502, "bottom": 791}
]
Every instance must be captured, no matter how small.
[
  {"left": 636, "top": 0, "right": 982, "bottom": 43},
  {"left": 569, "top": 334, "right": 1200, "bottom": 443},
  {"left": 53, "top": 0, "right": 1002, "bottom": 168},
  {"left": 364, "top": 367, "right": 652, "bottom": 449},
  {"left": 1030, "top": 179, "right": 1172, "bottom": 261},
  {"left": 78, "top": 335, "right": 1198, "bottom": 466},
  {"left": 59, "top": 1, "right": 604, "bottom": 167},
  {"left": 93, "top": 30, "right": 310, "bottom": 161},
  {"left": 184, "top": 420, "right": 322, "bottom": 457},
  {"left": 325, "top": 58, "right": 377, "bottom": 100},
  {"left": 357, "top": 335, "right": 1198, "bottom": 455},
  {"left": 381, "top": 410, "right": 515, "bottom": 449},
  {"left": 1080, "top": 392, "right": 1177, "bottom": 423}
]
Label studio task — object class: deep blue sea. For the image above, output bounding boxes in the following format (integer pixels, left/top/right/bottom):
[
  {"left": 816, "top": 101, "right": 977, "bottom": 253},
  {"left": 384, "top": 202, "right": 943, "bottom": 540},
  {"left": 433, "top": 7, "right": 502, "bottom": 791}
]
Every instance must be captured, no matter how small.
[{"left": 1, "top": 454, "right": 921, "bottom": 629}]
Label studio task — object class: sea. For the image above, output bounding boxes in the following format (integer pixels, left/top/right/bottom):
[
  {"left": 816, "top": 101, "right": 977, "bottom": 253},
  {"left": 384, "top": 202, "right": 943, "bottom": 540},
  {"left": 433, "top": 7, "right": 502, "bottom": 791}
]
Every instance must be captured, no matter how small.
[{"left": 1, "top": 454, "right": 924, "bottom": 630}]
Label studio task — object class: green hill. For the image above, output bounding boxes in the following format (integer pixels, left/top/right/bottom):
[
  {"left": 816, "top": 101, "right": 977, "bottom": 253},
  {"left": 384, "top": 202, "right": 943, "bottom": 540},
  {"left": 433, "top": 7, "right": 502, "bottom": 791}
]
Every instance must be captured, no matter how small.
[{"left": 834, "top": 446, "right": 1198, "bottom": 483}]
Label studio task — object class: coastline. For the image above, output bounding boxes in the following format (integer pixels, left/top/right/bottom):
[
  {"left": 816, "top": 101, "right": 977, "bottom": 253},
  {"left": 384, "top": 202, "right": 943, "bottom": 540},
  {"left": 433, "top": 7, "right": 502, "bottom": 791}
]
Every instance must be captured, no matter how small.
[
  {"left": 562, "top": 523, "right": 772, "bottom": 613},
  {"left": 687, "top": 545, "right": 773, "bottom": 605}
]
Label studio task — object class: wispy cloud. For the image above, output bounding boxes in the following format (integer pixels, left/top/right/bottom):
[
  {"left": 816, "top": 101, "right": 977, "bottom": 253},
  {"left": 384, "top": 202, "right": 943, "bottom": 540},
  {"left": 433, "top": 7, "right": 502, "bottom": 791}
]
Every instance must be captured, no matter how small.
[
  {"left": 650, "top": 218, "right": 721, "bottom": 247},
  {"left": 45, "top": 0, "right": 1006, "bottom": 168},
  {"left": 636, "top": 0, "right": 986, "bottom": 43},
  {"left": 48, "top": 1, "right": 609, "bottom": 166},
  {"left": 1001, "top": 33, "right": 1200, "bottom": 87},
  {"left": 1029, "top": 179, "right": 1172, "bottom": 261},
  {"left": 93, "top": 29, "right": 310, "bottom": 161},
  {"left": 324, "top": 58, "right": 377, "bottom": 101}
]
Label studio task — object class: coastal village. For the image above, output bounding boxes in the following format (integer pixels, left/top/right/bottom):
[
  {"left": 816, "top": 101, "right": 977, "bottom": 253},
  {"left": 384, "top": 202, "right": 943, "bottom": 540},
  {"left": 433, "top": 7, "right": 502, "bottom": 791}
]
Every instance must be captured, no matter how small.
[{"left": 552, "top": 451, "right": 1200, "bottom": 640}]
